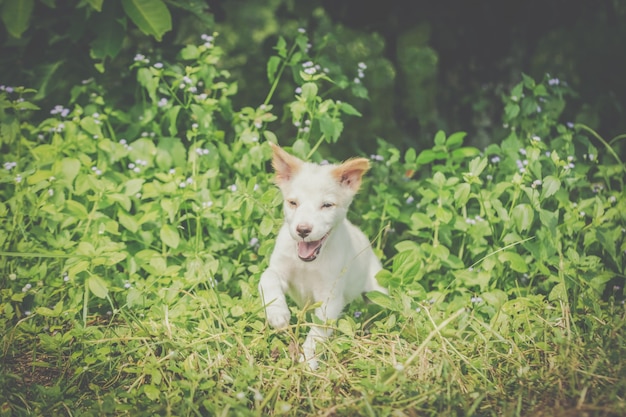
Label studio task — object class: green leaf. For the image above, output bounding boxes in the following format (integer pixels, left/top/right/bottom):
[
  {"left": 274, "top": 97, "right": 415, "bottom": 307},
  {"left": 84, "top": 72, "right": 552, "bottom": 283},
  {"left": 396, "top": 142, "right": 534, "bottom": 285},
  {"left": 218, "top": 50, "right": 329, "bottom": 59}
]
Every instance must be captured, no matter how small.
[
  {"left": 88, "top": 275, "right": 109, "bottom": 299},
  {"left": 266, "top": 56, "right": 281, "bottom": 84},
  {"left": 433, "top": 130, "right": 446, "bottom": 146},
  {"left": 118, "top": 211, "right": 139, "bottom": 233},
  {"left": 548, "top": 282, "right": 567, "bottom": 302},
  {"left": 446, "top": 131, "right": 466, "bottom": 149},
  {"left": 180, "top": 44, "right": 199, "bottom": 60},
  {"left": 498, "top": 251, "right": 528, "bottom": 273},
  {"left": 454, "top": 183, "right": 471, "bottom": 207},
  {"left": 319, "top": 114, "right": 343, "bottom": 142},
  {"left": 512, "top": 203, "right": 534, "bottom": 232},
  {"left": 143, "top": 384, "right": 160, "bottom": 401},
  {"left": 160, "top": 224, "right": 180, "bottom": 249},
  {"left": 2, "top": 0, "right": 34, "bottom": 38},
  {"left": 259, "top": 216, "right": 274, "bottom": 237},
  {"left": 541, "top": 175, "right": 560, "bottom": 199},
  {"left": 301, "top": 82, "right": 318, "bottom": 101},
  {"left": 366, "top": 291, "right": 400, "bottom": 311},
  {"left": 121, "top": 0, "right": 172, "bottom": 41},
  {"left": 339, "top": 102, "right": 362, "bottom": 117}
]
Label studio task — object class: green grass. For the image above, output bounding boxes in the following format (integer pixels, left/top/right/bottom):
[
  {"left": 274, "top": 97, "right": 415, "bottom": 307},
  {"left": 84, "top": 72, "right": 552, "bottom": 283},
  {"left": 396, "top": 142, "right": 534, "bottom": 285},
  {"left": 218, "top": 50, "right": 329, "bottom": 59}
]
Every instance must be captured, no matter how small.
[{"left": 2, "top": 290, "right": 625, "bottom": 416}]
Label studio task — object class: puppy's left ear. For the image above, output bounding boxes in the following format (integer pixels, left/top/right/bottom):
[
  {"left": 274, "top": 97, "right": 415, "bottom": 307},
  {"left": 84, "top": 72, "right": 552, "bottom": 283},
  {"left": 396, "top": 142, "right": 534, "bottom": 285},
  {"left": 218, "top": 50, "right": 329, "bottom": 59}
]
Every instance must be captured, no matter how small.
[{"left": 332, "top": 158, "right": 370, "bottom": 192}]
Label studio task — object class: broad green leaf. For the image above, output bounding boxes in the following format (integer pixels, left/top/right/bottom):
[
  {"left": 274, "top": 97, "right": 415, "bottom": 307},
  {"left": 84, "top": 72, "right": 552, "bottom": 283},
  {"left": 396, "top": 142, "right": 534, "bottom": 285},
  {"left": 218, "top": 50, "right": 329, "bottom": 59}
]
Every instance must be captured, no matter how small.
[
  {"left": 121, "top": 0, "right": 172, "bottom": 41},
  {"left": 160, "top": 224, "right": 180, "bottom": 249},
  {"left": 405, "top": 148, "right": 416, "bottom": 164},
  {"left": 64, "top": 200, "right": 89, "bottom": 219},
  {"left": 266, "top": 56, "right": 280, "bottom": 84},
  {"left": 118, "top": 211, "right": 139, "bottom": 233},
  {"left": 88, "top": 275, "right": 109, "bottom": 299},
  {"left": 339, "top": 102, "right": 362, "bottom": 117},
  {"left": 446, "top": 131, "right": 466, "bottom": 149},
  {"left": 143, "top": 384, "right": 160, "bottom": 401},
  {"left": 433, "top": 130, "right": 446, "bottom": 146},
  {"left": 541, "top": 175, "right": 560, "bottom": 199},
  {"left": 2, "top": 0, "right": 34, "bottom": 38},
  {"left": 454, "top": 183, "right": 470, "bottom": 207},
  {"left": 319, "top": 114, "right": 343, "bottom": 142},
  {"left": 301, "top": 82, "right": 318, "bottom": 101},
  {"left": 259, "top": 216, "right": 274, "bottom": 237},
  {"left": 366, "top": 291, "right": 399, "bottom": 311},
  {"left": 539, "top": 209, "right": 558, "bottom": 234},
  {"left": 468, "top": 156, "right": 487, "bottom": 177},
  {"left": 498, "top": 251, "right": 528, "bottom": 273},
  {"left": 512, "top": 203, "right": 534, "bottom": 232},
  {"left": 548, "top": 282, "right": 567, "bottom": 302},
  {"left": 180, "top": 44, "right": 199, "bottom": 60}
]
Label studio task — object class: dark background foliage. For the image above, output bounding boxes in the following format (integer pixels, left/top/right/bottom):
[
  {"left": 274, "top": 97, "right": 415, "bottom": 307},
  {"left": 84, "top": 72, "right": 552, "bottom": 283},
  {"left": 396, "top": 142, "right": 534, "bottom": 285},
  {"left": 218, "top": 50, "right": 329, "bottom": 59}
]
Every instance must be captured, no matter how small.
[{"left": 2, "top": 0, "right": 625, "bottom": 155}]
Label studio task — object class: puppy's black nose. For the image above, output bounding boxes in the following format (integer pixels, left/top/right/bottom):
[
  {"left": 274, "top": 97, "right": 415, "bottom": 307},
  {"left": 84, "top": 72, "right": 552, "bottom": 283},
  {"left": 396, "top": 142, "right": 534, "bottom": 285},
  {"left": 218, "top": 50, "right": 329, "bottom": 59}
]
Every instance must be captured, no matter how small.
[{"left": 296, "top": 224, "right": 312, "bottom": 238}]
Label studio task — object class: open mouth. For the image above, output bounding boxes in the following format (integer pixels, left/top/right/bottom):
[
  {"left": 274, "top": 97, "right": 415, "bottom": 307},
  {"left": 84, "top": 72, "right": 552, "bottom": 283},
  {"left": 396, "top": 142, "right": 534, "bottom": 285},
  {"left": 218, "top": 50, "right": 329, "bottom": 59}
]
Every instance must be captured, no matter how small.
[{"left": 297, "top": 233, "right": 329, "bottom": 262}]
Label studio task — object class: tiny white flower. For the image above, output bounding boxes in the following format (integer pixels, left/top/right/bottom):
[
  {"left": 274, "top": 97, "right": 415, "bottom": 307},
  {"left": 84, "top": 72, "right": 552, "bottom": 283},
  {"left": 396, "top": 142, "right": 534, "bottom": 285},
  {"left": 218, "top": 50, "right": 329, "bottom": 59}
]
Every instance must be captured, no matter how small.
[
  {"left": 295, "top": 87, "right": 302, "bottom": 94},
  {"left": 531, "top": 135, "right": 541, "bottom": 142},
  {"left": 9, "top": 273, "right": 17, "bottom": 281},
  {"left": 154, "top": 62, "right": 163, "bottom": 69},
  {"left": 236, "top": 392, "right": 246, "bottom": 400},
  {"left": 229, "top": 184, "right": 237, "bottom": 192},
  {"left": 358, "top": 62, "right": 367, "bottom": 70},
  {"left": 298, "top": 27, "right": 306, "bottom": 33},
  {"left": 169, "top": 168, "right": 176, "bottom": 174},
  {"left": 471, "top": 296, "right": 483, "bottom": 304},
  {"left": 48, "top": 189, "right": 54, "bottom": 196},
  {"left": 394, "top": 363, "right": 405, "bottom": 372},
  {"left": 124, "top": 282, "right": 131, "bottom": 289}
]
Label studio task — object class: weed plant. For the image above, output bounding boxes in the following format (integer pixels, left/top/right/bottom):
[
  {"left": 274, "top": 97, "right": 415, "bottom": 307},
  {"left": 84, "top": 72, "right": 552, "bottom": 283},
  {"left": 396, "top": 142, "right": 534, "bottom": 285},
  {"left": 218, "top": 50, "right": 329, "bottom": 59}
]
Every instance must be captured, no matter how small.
[{"left": 1, "top": 30, "right": 625, "bottom": 416}]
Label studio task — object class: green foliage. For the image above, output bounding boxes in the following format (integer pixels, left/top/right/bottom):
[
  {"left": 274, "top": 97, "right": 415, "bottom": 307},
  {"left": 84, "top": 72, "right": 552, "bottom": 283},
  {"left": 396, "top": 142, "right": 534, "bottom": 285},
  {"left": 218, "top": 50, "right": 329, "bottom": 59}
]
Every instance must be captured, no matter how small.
[{"left": 1, "top": 28, "right": 625, "bottom": 417}]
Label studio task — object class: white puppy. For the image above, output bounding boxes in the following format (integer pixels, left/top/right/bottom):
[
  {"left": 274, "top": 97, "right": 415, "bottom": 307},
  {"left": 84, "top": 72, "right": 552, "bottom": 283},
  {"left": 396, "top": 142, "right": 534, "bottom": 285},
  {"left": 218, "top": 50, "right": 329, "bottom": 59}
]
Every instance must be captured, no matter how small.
[{"left": 259, "top": 143, "right": 387, "bottom": 369}]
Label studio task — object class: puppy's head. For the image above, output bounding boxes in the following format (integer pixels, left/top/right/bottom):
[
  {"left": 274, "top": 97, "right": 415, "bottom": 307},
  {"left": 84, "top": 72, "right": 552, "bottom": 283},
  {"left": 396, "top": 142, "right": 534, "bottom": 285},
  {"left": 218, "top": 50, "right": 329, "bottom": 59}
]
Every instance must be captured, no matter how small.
[{"left": 270, "top": 142, "right": 369, "bottom": 261}]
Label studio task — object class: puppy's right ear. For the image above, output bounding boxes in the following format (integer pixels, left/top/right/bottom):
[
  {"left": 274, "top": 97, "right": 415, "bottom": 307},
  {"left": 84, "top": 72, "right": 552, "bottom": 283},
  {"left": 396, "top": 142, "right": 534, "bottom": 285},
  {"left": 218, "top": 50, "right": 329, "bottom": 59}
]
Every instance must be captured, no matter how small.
[{"left": 270, "top": 142, "right": 302, "bottom": 184}]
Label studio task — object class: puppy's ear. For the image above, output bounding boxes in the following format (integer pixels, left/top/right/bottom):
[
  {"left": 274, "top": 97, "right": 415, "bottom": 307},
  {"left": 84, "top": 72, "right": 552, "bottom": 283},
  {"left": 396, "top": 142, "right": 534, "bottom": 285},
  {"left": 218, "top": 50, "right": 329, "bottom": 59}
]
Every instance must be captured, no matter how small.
[
  {"left": 332, "top": 158, "right": 370, "bottom": 192},
  {"left": 270, "top": 142, "right": 302, "bottom": 184}
]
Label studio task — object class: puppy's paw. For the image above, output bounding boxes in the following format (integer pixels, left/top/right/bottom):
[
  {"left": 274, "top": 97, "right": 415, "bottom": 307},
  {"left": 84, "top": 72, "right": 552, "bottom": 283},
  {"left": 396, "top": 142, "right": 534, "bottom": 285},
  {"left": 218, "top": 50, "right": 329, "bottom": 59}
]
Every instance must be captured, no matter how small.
[{"left": 265, "top": 306, "right": 291, "bottom": 329}]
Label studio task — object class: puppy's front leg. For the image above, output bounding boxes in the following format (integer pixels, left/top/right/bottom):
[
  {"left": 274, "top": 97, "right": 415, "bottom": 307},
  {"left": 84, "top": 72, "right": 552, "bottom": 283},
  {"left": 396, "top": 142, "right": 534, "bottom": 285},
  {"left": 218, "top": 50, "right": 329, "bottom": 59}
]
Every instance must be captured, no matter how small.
[
  {"left": 301, "top": 299, "right": 345, "bottom": 370},
  {"left": 258, "top": 269, "right": 291, "bottom": 329}
]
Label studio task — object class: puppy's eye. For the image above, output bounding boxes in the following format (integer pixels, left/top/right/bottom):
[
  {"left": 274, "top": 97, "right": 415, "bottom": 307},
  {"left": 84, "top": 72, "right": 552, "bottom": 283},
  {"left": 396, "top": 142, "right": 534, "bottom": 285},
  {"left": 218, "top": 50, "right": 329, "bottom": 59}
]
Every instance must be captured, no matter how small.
[
  {"left": 287, "top": 200, "right": 298, "bottom": 207},
  {"left": 321, "top": 202, "right": 335, "bottom": 209}
]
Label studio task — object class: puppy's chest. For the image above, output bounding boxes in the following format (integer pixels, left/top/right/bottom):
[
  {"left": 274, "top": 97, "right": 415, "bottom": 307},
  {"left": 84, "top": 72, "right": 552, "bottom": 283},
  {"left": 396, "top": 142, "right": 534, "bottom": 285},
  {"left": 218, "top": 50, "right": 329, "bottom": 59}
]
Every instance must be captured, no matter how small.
[{"left": 284, "top": 264, "right": 343, "bottom": 307}]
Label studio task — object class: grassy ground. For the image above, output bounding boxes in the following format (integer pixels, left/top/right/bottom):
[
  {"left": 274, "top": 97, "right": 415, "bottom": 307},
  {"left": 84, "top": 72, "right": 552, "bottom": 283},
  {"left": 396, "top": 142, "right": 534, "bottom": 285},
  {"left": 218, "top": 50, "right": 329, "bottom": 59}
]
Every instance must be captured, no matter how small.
[{"left": 2, "top": 287, "right": 624, "bottom": 416}]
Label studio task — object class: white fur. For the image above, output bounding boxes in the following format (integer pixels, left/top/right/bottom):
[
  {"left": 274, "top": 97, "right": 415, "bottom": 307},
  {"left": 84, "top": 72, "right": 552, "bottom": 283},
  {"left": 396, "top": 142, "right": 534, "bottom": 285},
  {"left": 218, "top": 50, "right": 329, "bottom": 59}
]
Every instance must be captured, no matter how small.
[{"left": 258, "top": 143, "right": 387, "bottom": 369}]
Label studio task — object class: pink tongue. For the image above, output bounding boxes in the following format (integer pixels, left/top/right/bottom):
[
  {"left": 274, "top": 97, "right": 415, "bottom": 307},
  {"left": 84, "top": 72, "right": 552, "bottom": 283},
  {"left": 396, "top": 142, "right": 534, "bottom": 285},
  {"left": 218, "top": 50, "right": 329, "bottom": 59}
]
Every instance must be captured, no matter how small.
[{"left": 298, "top": 240, "right": 322, "bottom": 259}]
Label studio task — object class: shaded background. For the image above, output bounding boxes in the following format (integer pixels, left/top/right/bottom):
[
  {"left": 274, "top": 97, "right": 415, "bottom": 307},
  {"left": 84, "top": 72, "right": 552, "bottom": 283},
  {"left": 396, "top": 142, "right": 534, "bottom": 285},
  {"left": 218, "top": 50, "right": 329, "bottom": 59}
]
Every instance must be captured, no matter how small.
[{"left": 2, "top": 0, "right": 625, "bottom": 156}]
